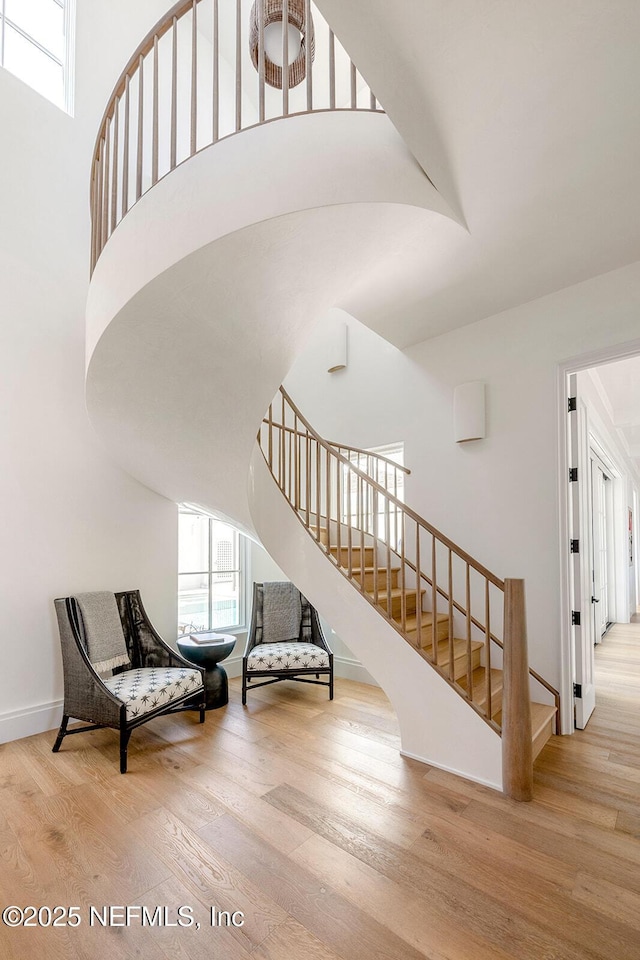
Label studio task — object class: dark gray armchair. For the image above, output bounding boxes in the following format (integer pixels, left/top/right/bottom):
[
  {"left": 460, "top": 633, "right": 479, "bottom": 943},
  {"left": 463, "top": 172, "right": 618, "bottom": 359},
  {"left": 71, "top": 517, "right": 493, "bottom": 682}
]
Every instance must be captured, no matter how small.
[
  {"left": 242, "top": 582, "right": 333, "bottom": 704},
  {"left": 53, "top": 590, "right": 206, "bottom": 773}
]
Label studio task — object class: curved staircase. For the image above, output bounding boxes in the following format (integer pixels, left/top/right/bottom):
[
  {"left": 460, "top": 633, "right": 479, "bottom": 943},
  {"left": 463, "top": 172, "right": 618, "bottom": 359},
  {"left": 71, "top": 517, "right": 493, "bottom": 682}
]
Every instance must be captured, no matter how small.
[
  {"left": 252, "top": 388, "right": 559, "bottom": 798},
  {"left": 85, "top": 0, "right": 560, "bottom": 797}
]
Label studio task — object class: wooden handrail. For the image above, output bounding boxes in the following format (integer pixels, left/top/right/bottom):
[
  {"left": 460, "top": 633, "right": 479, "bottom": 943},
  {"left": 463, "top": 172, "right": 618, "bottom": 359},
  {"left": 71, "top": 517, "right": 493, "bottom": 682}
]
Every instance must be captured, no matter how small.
[
  {"left": 262, "top": 418, "right": 411, "bottom": 476},
  {"left": 327, "top": 441, "right": 411, "bottom": 475},
  {"left": 90, "top": 0, "right": 384, "bottom": 272},
  {"left": 279, "top": 386, "right": 504, "bottom": 588}
]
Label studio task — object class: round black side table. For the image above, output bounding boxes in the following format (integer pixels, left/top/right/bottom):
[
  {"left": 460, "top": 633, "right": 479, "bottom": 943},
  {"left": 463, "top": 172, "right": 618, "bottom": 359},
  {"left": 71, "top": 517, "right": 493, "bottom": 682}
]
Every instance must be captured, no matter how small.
[{"left": 177, "top": 633, "right": 236, "bottom": 709}]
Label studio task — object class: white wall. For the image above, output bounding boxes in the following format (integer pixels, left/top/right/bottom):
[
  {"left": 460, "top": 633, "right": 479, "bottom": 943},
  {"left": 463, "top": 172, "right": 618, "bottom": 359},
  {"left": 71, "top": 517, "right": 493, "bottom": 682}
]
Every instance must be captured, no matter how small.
[
  {"left": 0, "top": 0, "right": 181, "bottom": 742},
  {"left": 284, "top": 263, "right": 640, "bottom": 694}
]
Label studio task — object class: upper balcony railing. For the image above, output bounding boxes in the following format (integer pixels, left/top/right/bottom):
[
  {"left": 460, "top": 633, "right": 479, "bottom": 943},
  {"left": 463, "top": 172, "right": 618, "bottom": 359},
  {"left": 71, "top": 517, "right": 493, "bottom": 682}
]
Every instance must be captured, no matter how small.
[{"left": 90, "top": 0, "right": 383, "bottom": 272}]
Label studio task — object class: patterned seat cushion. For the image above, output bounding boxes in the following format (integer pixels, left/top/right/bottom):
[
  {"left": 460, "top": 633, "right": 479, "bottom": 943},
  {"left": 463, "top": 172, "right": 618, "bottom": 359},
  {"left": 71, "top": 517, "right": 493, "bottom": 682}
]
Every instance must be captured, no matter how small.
[
  {"left": 103, "top": 666, "right": 203, "bottom": 720},
  {"left": 246, "top": 642, "right": 329, "bottom": 673}
]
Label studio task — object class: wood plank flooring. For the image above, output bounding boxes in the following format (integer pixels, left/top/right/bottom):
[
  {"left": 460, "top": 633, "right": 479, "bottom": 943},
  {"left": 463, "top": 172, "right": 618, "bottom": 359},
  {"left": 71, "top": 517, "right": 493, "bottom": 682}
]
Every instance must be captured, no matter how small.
[{"left": 1, "top": 623, "right": 640, "bottom": 960}]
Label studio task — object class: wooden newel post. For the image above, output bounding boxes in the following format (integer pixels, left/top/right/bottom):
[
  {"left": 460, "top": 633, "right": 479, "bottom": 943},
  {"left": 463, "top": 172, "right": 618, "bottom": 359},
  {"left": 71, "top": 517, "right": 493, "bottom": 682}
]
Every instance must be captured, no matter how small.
[{"left": 502, "top": 578, "right": 533, "bottom": 801}]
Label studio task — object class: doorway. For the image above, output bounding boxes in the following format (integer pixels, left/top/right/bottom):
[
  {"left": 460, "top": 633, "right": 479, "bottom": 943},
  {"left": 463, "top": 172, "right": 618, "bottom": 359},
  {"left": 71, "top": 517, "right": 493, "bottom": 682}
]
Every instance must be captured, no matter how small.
[{"left": 559, "top": 343, "right": 640, "bottom": 735}]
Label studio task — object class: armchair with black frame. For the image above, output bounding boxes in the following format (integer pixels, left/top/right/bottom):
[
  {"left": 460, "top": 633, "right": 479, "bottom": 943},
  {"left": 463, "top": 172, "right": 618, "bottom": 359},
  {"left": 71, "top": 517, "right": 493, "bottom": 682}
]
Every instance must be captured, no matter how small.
[
  {"left": 242, "top": 581, "right": 334, "bottom": 705},
  {"left": 53, "top": 589, "right": 206, "bottom": 773}
]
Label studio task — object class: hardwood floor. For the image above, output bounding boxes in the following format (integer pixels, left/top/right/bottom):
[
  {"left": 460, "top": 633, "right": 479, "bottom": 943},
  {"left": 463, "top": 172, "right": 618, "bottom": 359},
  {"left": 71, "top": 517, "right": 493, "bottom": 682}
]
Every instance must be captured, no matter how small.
[{"left": 1, "top": 626, "right": 640, "bottom": 960}]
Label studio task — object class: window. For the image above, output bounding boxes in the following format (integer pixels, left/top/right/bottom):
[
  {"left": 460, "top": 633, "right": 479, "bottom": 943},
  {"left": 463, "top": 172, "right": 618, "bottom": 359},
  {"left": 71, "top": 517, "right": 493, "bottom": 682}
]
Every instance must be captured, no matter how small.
[
  {"left": 339, "top": 442, "right": 406, "bottom": 550},
  {"left": 177, "top": 508, "right": 245, "bottom": 636},
  {"left": 356, "top": 442, "right": 405, "bottom": 501},
  {"left": 1, "top": 0, "right": 75, "bottom": 113}
]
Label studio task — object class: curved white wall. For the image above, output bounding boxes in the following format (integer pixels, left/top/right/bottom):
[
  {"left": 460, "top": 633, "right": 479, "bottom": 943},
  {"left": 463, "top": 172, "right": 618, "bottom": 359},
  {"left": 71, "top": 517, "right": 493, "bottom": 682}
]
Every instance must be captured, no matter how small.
[
  {"left": 84, "top": 103, "right": 500, "bottom": 786},
  {"left": 86, "top": 111, "right": 458, "bottom": 361},
  {"left": 86, "top": 111, "right": 463, "bottom": 535}
]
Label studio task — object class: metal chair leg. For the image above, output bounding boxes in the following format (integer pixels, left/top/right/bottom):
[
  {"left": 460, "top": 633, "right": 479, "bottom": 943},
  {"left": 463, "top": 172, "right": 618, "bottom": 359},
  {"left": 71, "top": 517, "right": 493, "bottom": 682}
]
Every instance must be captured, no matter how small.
[
  {"left": 52, "top": 714, "right": 69, "bottom": 753},
  {"left": 120, "top": 729, "right": 132, "bottom": 774}
]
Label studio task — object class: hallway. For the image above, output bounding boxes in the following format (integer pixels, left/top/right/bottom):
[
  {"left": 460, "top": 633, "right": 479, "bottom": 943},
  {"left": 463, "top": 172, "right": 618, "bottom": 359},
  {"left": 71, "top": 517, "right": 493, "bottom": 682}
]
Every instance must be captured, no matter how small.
[{"left": 561, "top": 618, "right": 640, "bottom": 842}]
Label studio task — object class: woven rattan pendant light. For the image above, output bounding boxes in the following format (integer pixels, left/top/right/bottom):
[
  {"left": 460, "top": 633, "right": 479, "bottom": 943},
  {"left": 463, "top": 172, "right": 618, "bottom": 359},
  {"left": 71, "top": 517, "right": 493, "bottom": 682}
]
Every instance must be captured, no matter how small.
[{"left": 249, "top": 0, "right": 315, "bottom": 89}]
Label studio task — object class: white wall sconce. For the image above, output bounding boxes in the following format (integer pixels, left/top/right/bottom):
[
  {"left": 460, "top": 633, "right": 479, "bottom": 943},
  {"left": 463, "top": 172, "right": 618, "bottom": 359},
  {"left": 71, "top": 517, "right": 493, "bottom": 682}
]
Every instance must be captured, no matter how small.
[
  {"left": 454, "top": 381, "right": 486, "bottom": 442},
  {"left": 327, "top": 323, "right": 348, "bottom": 374}
]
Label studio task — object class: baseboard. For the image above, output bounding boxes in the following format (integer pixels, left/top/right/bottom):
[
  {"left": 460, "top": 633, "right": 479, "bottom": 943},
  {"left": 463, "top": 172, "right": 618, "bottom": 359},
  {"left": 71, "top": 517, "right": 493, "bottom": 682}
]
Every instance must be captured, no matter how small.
[
  {"left": 0, "top": 700, "right": 63, "bottom": 745},
  {"left": 333, "top": 655, "right": 377, "bottom": 686},
  {"left": 0, "top": 656, "right": 377, "bottom": 745},
  {"left": 224, "top": 655, "right": 243, "bottom": 679},
  {"left": 400, "top": 748, "right": 502, "bottom": 793}
]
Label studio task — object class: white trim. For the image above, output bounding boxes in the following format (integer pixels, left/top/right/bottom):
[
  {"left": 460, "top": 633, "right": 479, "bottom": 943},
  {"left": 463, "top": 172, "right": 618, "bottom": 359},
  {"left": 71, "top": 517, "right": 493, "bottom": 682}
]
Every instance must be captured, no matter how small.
[
  {"left": 333, "top": 654, "right": 377, "bottom": 685},
  {"left": 557, "top": 365, "right": 574, "bottom": 736},
  {"left": 400, "top": 749, "right": 502, "bottom": 792},
  {"left": 557, "top": 335, "right": 640, "bottom": 738},
  {"left": 63, "top": 0, "right": 76, "bottom": 116},
  {"left": 178, "top": 508, "right": 247, "bottom": 635},
  {"left": 0, "top": 0, "right": 75, "bottom": 115},
  {"left": 223, "top": 655, "right": 243, "bottom": 679},
  {"left": 559, "top": 336, "right": 640, "bottom": 372},
  {"left": 0, "top": 700, "right": 63, "bottom": 744}
]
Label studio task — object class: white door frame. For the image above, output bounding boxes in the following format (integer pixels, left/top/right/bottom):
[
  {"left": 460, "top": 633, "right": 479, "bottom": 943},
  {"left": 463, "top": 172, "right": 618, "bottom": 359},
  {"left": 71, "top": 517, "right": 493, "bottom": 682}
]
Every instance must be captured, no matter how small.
[
  {"left": 590, "top": 449, "right": 611, "bottom": 640},
  {"left": 635, "top": 488, "right": 639, "bottom": 608},
  {"left": 557, "top": 336, "right": 640, "bottom": 736},
  {"left": 568, "top": 381, "right": 596, "bottom": 728}
]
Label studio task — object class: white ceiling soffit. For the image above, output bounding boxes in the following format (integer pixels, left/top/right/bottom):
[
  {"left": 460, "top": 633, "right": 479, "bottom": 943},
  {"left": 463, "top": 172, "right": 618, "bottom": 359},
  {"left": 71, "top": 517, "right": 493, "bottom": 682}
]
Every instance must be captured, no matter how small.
[{"left": 315, "top": 0, "right": 640, "bottom": 347}]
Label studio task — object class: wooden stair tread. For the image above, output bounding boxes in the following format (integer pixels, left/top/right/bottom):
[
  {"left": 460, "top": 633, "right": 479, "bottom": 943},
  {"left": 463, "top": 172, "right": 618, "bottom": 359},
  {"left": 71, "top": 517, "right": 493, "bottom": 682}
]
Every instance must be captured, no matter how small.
[
  {"left": 330, "top": 546, "right": 375, "bottom": 559},
  {"left": 368, "top": 587, "right": 424, "bottom": 600},
  {"left": 457, "top": 667, "right": 503, "bottom": 717},
  {"left": 329, "top": 542, "right": 372, "bottom": 550},
  {"left": 458, "top": 667, "right": 504, "bottom": 698},
  {"left": 408, "top": 633, "right": 483, "bottom": 659},
  {"left": 434, "top": 637, "right": 483, "bottom": 657},
  {"left": 494, "top": 701, "right": 556, "bottom": 740},
  {"left": 402, "top": 612, "right": 449, "bottom": 629},
  {"left": 529, "top": 702, "right": 557, "bottom": 739}
]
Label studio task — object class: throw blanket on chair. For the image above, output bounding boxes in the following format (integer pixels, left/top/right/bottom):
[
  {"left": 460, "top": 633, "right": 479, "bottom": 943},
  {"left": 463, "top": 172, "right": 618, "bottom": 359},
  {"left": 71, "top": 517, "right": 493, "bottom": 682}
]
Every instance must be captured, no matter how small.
[
  {"left": 76, "top": 592, "right": 131, "bottom": 673},
  {"left": 262, "top": 582, "right": 302, "bottom": 644}
]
